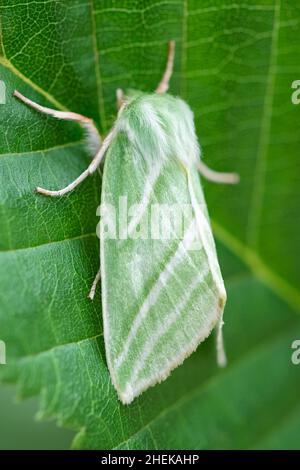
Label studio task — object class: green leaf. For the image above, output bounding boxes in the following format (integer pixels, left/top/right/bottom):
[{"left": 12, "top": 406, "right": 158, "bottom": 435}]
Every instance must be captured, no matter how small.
[{"left": 0, "top": 0, "right": 299, "bottom": 449}]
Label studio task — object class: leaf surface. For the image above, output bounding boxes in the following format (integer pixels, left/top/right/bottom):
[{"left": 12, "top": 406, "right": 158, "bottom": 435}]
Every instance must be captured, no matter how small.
[{"left": 0, "top": 0, "right": 299, "bottom": 449}]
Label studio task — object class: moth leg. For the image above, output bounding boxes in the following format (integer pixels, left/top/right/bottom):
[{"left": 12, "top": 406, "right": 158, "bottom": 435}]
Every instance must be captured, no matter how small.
[
  {"left": 155, "top": 40, "right": 175, "bottom": 94},
  {"left": 197, "top": 161, "right": 240, "bottom": 184},
  {"left": 13, "top": 90, "right": 101, "bottom": 151},
  {"left": 116, "top": 88, "right": 125, "bottom": 110},
  {"left": 34, "top": 127, "right": 115, "bottom": 196},
  {"left": 88, "top": 269, "right": 101, "bottom": 300},
  {"left": 216, "top": 318, "right": 227, "bottom": 367}
]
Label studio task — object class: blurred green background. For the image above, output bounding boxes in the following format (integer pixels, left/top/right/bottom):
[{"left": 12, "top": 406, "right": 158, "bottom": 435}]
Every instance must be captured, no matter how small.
[{"left": 0, "top": 385, "right": 74, "bottom": 449}]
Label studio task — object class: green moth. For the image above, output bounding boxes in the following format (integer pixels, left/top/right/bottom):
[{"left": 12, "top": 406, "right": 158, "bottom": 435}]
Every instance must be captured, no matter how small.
[{"left": 14, "top": 42, "right": 238, "bottom": 404}]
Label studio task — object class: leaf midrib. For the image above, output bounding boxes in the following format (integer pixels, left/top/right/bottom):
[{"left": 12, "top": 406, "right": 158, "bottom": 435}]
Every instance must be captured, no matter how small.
[
  {"left": 246, "top": 0, "right": 281, "bottom": 247},
  {"left": 90, "top": 0, "right": 107, "bottom": 131}
]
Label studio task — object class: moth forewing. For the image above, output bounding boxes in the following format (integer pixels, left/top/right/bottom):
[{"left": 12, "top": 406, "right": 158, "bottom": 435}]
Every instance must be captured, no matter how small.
[{"left": 100, "top": 93, "right": 227, "bottom": 404}]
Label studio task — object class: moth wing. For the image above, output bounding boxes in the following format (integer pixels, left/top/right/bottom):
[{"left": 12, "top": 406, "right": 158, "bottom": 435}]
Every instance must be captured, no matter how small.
[{"left": 100, "top": 130, "right": 226, "bottom": 405}]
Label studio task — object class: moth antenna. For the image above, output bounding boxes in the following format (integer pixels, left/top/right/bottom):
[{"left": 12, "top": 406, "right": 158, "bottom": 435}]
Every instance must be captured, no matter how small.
[
  {"left": 155, "top": 40, "right": 175, "bottom": 94},
  {"left": 216, "top": 318, "right": 227, "bottom": 367},
  {"left": 13, "top": 90, "right": 101, "bottom": 153},
  {"left": 197, "top": 160, "right": 240, "bottom": 184}
]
